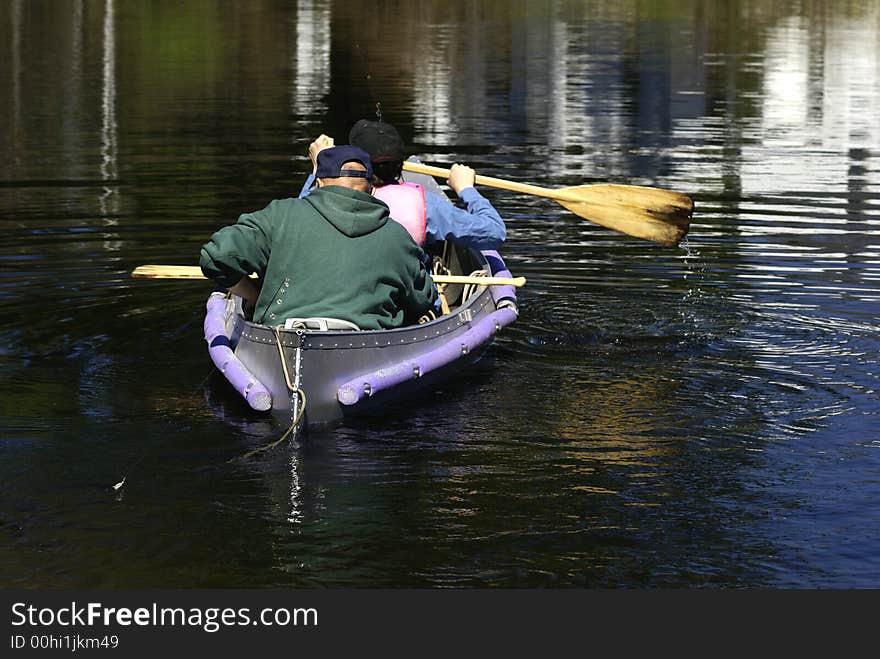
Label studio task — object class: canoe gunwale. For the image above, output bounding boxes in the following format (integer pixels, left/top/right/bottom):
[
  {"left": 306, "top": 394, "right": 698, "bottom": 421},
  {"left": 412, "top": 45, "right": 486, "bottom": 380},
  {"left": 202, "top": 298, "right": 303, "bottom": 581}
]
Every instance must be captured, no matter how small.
[{"left": 236, "top": 284, "right": 496, "bottom": 351}]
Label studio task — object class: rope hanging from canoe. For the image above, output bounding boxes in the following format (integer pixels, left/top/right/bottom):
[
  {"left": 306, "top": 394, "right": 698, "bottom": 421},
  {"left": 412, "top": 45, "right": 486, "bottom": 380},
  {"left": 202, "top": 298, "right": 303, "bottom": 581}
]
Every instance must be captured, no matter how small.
[
  {"left": 274, "top": 323, "right": 306, "bottom": 433},
  {"left": 231, "top": 326, "right": 306, "bottom": 461}
]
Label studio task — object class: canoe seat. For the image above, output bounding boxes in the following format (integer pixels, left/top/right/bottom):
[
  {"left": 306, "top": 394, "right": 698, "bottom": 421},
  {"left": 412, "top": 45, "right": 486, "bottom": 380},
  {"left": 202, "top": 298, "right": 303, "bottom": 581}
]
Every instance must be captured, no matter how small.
[{"left": 283, "top": 317, "right": 360, "bottom": 331}]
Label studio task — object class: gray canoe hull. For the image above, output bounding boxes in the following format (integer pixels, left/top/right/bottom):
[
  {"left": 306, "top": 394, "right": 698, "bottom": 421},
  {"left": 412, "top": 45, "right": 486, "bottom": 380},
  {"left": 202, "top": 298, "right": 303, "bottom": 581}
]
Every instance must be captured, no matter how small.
[
  {"left": 205, "top": 163, "right": 517, "bottom": 427},
  {"left": 205, "top": 247, "right": 517, "bottom": 427}
]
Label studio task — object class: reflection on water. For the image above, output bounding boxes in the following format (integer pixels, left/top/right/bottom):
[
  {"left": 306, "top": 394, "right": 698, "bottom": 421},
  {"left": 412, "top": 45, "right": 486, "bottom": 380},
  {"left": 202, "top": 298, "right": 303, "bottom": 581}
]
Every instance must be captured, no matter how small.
[
  {"left": 292, "top": 0, "right": 330, "bottom": 118},
  {"left": 1, "top": 0, "right": 879, "bottom": 588},
  {"left": 100, "top": 0, "right": 118, "bottom": 225}
]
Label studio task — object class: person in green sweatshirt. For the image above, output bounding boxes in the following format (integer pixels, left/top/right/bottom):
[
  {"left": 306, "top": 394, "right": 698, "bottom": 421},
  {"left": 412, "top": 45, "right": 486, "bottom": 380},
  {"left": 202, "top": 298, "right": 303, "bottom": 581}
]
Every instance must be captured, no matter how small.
[{"left": 199, "top": 145, "right": 437, "bottom": 330}]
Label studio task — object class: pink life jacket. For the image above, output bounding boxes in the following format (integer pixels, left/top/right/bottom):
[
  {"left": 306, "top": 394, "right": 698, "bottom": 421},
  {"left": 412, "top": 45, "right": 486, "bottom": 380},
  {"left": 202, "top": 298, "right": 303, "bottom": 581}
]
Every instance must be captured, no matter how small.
[{"left": 373, "top": 182, "right": 427, "bottom": 245}]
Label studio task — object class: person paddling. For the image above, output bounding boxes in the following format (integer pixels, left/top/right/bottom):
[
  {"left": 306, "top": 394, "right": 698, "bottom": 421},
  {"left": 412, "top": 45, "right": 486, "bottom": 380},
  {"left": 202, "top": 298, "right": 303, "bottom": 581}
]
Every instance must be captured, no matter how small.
[
  {"left": 200, "top": 145, "right": 437, "bottom": 330},
  {"left": 299, "top": 120, "right": 506, "bottom": 251}
]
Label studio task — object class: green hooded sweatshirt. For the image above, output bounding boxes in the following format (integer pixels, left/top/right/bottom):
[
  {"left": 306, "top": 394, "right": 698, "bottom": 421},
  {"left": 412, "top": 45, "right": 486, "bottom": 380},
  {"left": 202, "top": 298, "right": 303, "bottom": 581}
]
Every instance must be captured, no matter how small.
[{"left": 199, "top": 186, "right": 437, "bottom": 330}]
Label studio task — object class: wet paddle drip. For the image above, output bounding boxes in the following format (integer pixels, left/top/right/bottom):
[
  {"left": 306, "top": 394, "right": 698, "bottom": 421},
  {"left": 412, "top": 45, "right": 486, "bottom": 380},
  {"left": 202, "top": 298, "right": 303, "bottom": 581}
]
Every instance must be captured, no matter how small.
[{"left": 352, "top": 41, "right": 384, "bottom": 124}]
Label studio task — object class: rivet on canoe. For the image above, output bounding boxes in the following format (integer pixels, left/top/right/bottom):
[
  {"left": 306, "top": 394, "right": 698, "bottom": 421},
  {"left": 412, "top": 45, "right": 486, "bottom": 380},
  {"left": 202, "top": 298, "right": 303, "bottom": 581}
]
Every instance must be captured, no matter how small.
[
  {"left": 363, "top": 383, "right": 372, "bottom": 397},
  {"left": 461, "top": 344, "right": 468, "bottom": 356},
  {"left": 413, "top": 365, "right": 421, "bottom": 378}
]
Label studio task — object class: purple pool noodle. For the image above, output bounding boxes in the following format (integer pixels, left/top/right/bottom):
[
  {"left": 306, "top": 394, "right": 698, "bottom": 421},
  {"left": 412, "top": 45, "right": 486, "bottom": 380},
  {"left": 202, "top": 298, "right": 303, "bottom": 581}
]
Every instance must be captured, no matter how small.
[
  {"left": 337, "top": 307, "right": 517, "bottom": 406},
  {"left": 204, "top": 293, "right": 272, "bottom": 411},
  {"left": 481, "top": 249, "right": 517, "bottom": 306}
]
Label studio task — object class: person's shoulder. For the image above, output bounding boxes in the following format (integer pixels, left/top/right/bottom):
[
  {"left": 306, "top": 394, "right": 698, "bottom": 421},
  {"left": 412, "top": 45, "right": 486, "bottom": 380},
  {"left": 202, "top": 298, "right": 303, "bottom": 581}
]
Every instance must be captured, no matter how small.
[
  {"left": 424, "top": 191, "right": 467, "bottom": 217},
  {"left": 270, "top": 195, "right": 304, "bottom": 206},
  {"left": 424, "top": 189, "right": 466, "bottom": 207},
  {"left": 244, "top": 196, "right": 309, "bottom": 224},
  {"left": 263, "top": 195, "right": 310, "bottom": 212}
]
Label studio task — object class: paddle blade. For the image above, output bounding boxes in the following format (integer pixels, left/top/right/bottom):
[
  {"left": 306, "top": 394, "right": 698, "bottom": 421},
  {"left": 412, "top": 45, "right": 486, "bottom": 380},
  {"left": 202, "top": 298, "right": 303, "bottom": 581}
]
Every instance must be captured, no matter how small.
[
  {"left": 131, "top": 265, "right": 208, "bottom": 279},
  {"left": 555, "top": 184, "right": 693, "bottom": 247}
]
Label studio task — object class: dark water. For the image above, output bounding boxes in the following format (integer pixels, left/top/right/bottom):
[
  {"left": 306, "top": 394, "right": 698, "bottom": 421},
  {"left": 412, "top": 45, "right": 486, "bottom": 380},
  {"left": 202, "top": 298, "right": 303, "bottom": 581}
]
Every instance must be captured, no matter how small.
[{"left": 2, "top": 0, "right": 879, "bottom": 588}]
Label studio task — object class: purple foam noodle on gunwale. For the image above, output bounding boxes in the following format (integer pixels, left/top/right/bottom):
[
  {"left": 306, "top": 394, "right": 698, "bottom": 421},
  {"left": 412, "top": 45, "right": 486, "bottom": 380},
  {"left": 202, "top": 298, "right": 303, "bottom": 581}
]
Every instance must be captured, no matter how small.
[
  {"left": 204, "top": 293, "right": 272, "bottom": 411},
  {"left": 481, "top": 249, "right": 516, "bottom": 306},
  {"left": 337, "top": 306, "right": 517, "bottom": 406}
]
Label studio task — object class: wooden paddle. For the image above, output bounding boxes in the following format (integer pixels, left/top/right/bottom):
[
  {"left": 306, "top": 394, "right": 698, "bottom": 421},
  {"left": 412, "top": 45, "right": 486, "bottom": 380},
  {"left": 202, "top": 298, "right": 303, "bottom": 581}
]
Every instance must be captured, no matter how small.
[
  {"left": 130, "top": 265, "right": 526, "bottom": 288},
  {"left": 402, "top": 161, "right": 693, "bottom": 247}
]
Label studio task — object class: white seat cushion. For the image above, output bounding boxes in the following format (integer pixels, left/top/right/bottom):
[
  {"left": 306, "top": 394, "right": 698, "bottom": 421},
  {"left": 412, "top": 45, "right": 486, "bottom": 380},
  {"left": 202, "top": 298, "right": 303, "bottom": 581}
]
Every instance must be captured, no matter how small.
[{"left": 283, "top": 317, "right": 360, "bottom": 331}]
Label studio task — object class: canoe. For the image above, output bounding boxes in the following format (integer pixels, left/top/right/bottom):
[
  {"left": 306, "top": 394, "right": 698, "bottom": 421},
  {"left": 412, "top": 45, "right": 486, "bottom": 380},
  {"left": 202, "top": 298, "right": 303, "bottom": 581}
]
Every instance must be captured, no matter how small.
[{"left": 203, "top": 169, "right": 519, "bottom": 428}]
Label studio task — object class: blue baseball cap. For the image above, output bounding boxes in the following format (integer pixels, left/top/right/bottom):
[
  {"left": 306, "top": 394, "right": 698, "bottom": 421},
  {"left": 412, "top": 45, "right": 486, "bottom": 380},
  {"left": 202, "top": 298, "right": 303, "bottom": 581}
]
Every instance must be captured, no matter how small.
[{"left": 315, "top": 145, "right": 373, "bottom": 180}]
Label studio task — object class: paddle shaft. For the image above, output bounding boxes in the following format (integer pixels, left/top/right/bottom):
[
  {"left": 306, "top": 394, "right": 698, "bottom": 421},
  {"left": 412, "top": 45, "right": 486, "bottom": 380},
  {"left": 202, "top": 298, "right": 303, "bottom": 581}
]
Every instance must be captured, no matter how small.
[
  {"left": 434, "top": 274, "right": 525, "bottom": 287},
  {"left": 130, "top": 265, "right": 525, "bottom": 287},
  {"left": 403, "top": 161, "right": 579, "bottom": 202}
]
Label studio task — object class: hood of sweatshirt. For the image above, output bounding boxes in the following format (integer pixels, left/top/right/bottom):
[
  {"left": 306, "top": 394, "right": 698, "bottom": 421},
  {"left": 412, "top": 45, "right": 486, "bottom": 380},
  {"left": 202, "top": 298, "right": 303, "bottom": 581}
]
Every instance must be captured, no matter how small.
[{"left": 304, "top": 186, "right": 389, "bottom": 238}]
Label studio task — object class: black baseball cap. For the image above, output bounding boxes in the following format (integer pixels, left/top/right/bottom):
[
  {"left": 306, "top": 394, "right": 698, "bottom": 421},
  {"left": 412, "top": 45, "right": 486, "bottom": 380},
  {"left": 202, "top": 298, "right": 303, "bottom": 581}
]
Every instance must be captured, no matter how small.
[
  {"left": 348, "top": 120, "right": 405, "bottom": 163},
  {"left": 315, "top": 145, "right": 373, "bottom": 179}
]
